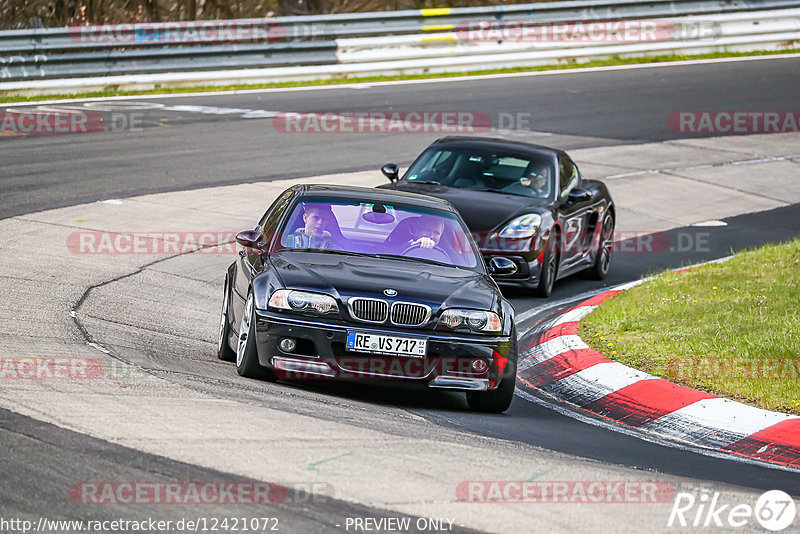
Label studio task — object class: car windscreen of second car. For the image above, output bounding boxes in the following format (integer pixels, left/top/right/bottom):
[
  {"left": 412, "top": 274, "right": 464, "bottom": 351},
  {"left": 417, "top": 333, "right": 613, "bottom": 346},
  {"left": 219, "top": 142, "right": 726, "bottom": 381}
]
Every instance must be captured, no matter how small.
[
  {"left": 278, "top": 197, "right": 482, "bottom": 269},
  {"left": 404, "top": 148, "right": 555, "bottom": 199}
]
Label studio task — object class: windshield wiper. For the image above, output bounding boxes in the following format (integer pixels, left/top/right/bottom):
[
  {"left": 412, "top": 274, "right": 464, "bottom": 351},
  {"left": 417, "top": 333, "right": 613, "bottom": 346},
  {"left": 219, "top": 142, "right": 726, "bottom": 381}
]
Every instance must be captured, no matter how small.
[
  {"left": 372, "top": 253, "right": 462, "bottom": 269},
  {"left": 405, "top": 180, "right": 442, "bottom": 185},
  {"left": 465, "top": 188, "right": 509, "bottom": 194},
  {"left": 373, "top": 254, "right": 478, "bottom": 273},
  {"left": 468, "top": 188, "right": 542, "bottom": 199},
  {"left": 280, "top": 249, "right": 370, "bottom": 258}
]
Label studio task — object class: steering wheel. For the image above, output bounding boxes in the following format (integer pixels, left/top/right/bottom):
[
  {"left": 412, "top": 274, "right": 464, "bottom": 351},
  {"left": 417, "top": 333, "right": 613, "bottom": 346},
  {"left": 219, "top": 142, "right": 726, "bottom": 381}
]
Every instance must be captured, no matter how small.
[
  {"left": 400, "top": 243, "right": 451, "bottom": 263},
  {"left": 425, "top": 166, "right": 448, "bottom": 181}
]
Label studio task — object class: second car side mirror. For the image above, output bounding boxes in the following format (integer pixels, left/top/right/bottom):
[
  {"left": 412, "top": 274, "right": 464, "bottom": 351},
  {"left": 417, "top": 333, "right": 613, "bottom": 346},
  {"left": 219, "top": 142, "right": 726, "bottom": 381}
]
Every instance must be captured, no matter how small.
[
  {"left": 567, "top": 187, "right": 592, "bottom": 203},
  {"left": 381, "top": 163, "right": 399, "bottom": 183},
  {"left": 488, "top": 257, "right": 518, "bottom": 276},
  {"left": 236, "top": 230, "right": 265, "bottom": 250}
]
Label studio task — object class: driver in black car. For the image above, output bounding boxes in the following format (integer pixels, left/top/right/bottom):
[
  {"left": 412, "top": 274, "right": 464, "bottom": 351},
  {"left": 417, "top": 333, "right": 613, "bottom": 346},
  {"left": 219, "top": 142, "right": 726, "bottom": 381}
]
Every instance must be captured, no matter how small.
[
  {"left": 524, "top": 163, "right": 551, "bottom": 197},
  {"left": 501, "top": 162, "right": 551, "bottom": 198},
  {"left": 408, "top": 215, "right": 445, "bottom": 249}
]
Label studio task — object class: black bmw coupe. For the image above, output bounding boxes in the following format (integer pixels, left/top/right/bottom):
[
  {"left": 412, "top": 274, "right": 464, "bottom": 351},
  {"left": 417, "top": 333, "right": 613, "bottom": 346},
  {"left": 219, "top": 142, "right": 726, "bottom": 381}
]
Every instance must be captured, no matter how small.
[
  {"left": 218, "top": 185, "right": 517, "bottom": 412},
  {"left": 379, "top": 137, "right": 616, "bottom": 297}
]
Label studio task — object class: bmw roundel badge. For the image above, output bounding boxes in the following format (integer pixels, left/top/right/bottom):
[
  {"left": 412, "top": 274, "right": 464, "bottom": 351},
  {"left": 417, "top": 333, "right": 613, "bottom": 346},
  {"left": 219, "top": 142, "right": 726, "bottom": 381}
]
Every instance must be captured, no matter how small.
[{"left": 383, "top": 289, "right": 398, "bottom": 297}]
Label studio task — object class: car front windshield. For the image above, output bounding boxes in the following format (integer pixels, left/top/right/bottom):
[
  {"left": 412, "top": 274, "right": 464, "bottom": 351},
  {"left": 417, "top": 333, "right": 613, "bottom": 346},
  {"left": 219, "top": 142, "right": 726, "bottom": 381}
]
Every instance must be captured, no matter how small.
[
  {"left": 278, "top": 197, "right": 481, "bottom": 270},
  {"left": 404, "top": 147, "right": 555, "bottom": 199}
]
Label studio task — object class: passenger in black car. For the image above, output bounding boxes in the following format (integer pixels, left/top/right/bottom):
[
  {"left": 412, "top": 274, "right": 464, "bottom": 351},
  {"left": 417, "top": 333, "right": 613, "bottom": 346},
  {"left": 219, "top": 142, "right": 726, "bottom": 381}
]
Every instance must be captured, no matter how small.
[{"left": 285, "top": 203, "right": 338, "bottom": 249}]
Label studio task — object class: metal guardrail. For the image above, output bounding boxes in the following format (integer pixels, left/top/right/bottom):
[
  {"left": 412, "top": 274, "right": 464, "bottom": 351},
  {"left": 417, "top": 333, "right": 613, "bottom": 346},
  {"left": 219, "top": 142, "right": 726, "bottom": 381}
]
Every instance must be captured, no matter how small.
[
  {"left": 0, "top": 41, "right": 339, "bottom": 81},
  {"left": 0, "top": 0, "right": 799, "bottom": 87},
  {"left": 4, "top": 0, "right": 800, "bottom": 52},
  {"left": 337, "top": 9, "right": 800, "bottom": 63}
]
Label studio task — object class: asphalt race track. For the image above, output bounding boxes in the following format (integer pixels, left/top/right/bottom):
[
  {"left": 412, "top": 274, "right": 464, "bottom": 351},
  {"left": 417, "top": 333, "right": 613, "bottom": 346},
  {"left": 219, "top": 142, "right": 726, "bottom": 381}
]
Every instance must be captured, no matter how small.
[
  {"left": 2, "top": 56, "right": 800, "bottom": 532},
  {"left": 3, "top": 55, "right": 800, "bottom": 219}
]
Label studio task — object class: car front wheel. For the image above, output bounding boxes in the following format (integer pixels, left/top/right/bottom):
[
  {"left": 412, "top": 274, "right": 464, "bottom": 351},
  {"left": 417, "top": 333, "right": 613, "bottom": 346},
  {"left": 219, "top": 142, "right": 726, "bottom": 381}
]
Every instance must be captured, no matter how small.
[
  {"left": 236, "top": 291, "right": 276, "bottom": 381},
  {"left": 466, "top": 335, "right": 517, "bottom": 413},
  {"left": 217, "top": 276, "right": 236, "bottom": 362}
]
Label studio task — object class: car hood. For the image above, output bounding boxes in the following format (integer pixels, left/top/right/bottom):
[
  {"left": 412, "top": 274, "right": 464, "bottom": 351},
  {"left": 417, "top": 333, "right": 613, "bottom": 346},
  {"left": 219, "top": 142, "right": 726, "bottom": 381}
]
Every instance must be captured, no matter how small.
[
  {"left": 268, "top": 251, "right": 498, "bottom": 311},
  {"left": 392, "top": 182, "right": 546, "bottom": 232}
]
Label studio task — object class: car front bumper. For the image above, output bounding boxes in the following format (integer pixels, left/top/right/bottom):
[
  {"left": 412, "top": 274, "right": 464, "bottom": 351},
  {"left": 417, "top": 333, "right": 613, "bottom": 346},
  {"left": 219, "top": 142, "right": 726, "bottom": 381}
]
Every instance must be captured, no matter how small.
[
  {"left": 252, "top": 310, "right": 513, "bottom": 391},
  {"left": 482, "top": 252, "right": 544, "bottom": 289}
]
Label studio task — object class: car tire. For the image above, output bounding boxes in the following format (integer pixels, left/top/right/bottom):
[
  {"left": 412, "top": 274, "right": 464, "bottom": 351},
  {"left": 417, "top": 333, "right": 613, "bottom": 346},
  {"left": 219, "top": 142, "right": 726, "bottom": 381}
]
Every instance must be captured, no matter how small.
[
  {"left": 217, "top": 276, "right": 236, "bottom": 362},
  {"left": 236, "top": 291, "right": 276, "bottom": 381},
  {"left": 534, "top": 233, "right": 559, "bottom": 298},
  {"left": 466, "top": 334, "right": 517, "bottom": 413},
  {"left": 588, "top": 213, "right": 614, "bottom": 280}
]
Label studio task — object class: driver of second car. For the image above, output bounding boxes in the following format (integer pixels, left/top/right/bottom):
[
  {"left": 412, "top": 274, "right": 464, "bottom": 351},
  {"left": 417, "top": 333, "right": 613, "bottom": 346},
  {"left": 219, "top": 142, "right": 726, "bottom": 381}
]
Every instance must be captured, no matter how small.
[
  {"left": 407, "top": 214, "right": 445, "bottom": 250},
  {"left": 285, "top": 203, "right": 337, "bottom": 249},
  {"left": 523, "top": 163, "right": 550, "bottom": 198}
]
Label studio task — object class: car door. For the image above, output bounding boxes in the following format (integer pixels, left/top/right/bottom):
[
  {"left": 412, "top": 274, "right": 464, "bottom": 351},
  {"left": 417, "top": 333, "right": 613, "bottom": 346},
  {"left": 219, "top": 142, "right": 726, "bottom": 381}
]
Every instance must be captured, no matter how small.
[
  {"left": 556, "top": 157, "right": 593, "bottom": 271},
  {"left": 231, "top": 188, "right": 296, "bottom": 332}
]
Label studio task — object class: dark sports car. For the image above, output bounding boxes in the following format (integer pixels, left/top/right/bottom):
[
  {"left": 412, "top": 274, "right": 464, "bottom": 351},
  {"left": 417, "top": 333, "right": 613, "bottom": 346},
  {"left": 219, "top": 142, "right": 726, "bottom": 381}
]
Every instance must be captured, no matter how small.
[
  {"left": 378, "top": 137, "right": 615, "bottom": 297},
  {"left": 218, "top": 184, "right": 518, "bottom": 412}
]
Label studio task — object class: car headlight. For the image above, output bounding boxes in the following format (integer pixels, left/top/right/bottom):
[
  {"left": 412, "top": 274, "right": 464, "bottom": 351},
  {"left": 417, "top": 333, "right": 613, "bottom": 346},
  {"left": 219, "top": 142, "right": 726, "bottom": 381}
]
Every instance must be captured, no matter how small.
[
  {"left": 439, "top": 309, "right": 502, "bottom": 333},
  {"left": 269, "top": 289, "right": 339, "bottom": 315},
  {"left": 498, "top": 214, "right": 541, "bottom": 239}
]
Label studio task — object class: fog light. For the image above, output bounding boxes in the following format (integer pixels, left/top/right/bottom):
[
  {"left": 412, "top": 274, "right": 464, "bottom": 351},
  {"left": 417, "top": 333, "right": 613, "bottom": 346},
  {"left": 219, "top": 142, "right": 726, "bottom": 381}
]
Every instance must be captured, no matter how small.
[
  {"left": 472, "top": 358, "right": 489, "bottom": 373},
  {"left": 279, "top": 338, "right": 297, "bottom": 353}
]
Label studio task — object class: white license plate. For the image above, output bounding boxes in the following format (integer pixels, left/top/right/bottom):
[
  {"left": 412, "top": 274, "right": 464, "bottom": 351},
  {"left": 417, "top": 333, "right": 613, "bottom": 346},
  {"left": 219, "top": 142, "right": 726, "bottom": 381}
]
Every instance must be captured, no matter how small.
[{"left": 346, "top": 332, "right": 427, "bottom": 358}]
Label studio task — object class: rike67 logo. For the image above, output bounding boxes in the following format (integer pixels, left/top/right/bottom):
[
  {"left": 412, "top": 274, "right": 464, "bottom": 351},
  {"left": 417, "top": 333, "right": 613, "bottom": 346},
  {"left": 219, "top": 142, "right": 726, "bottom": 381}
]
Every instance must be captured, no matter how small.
[{"left": 668, "top": 490, "right": 797, "bottom": 531}]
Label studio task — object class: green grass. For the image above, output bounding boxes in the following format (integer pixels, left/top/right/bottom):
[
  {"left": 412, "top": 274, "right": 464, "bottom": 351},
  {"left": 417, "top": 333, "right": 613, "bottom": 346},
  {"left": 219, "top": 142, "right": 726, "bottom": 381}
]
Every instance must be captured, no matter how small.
[
  {"left": 2, "top": 48, "right": 799, "bottom": 103},
  {"left": 580, "top": 238, "right": 800, "bottom": 415}
]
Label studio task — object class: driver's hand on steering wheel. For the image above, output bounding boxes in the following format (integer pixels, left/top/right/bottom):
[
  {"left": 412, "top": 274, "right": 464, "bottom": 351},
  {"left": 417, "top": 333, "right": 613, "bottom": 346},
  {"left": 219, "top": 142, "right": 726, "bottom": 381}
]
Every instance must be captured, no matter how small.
[{"left": 411, "top": 237, "right": 436, "bottom": 249}]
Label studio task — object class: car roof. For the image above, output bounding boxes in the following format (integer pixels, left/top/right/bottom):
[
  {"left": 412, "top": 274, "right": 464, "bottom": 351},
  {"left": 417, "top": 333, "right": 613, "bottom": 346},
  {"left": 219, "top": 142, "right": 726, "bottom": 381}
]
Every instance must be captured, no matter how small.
[
  {"left": 430, "top": 136, "right": 567, "bottom": 160},
  {"left": 298, "top": 184, "right": 458, "bottom": 212}
]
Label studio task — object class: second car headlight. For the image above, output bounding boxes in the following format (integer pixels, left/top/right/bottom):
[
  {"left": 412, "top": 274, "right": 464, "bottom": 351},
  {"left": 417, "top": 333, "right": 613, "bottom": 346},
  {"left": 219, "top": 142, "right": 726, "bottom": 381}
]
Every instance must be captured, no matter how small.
[
  {"left": 498, "top": 213, "right": 541, "bottom": 239},
  {"left": 439, "top": 309, "right": 502, "bottom": 333},
  {"left": 269, "top": 289, "right": 339, "bottom": 315}
]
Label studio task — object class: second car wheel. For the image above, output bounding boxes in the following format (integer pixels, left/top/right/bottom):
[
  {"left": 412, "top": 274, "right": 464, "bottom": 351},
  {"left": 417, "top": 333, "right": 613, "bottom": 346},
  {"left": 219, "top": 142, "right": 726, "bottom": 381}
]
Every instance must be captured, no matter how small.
[
  {"left": 236, "top": 291, "right": 276, "bottom": 381},
  {"left": 588, "top": 213, "right": 614, "bottom": 280},
  {"left": 534, "top": 233, "right": 559, "bottom": 298}
]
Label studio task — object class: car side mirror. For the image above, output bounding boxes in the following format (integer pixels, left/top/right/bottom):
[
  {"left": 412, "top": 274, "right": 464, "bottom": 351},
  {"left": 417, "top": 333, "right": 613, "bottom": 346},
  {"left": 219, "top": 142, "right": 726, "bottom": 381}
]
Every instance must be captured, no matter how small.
[
  {"left": 381, "top": 163, "right": 399, "bottom": 183},
  {"left": 236, "top": 230, "right": 264, "bottom": 250},
  {"left": 567, "top": 187, "right": 592, "bottom": 203},
  {"left": 489, "top": 257, "right": 518, "bottom": 276}
]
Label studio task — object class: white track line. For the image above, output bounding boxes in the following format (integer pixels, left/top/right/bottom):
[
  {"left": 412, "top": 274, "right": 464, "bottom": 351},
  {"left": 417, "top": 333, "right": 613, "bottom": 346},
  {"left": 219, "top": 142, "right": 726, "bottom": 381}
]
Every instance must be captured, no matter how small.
[
  {"left": 543, "top": 362, "right": 656, "bottom": 405},
  {"left": 551, "top": 305, "right": 598, "bottom": 326},
  {"left": 513, "top": 387, "right": 800, "bottom": 474},
  {"left": 641, "top": 398, "right": 800, "bottom": 449}
]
